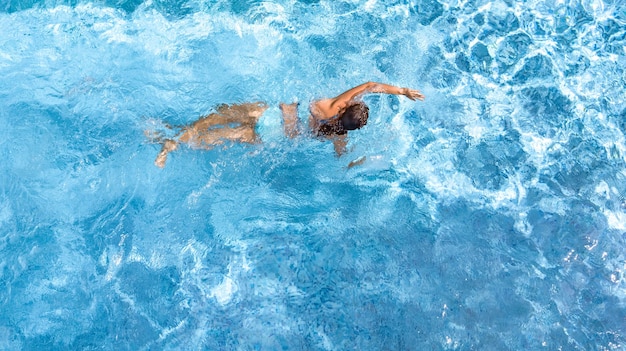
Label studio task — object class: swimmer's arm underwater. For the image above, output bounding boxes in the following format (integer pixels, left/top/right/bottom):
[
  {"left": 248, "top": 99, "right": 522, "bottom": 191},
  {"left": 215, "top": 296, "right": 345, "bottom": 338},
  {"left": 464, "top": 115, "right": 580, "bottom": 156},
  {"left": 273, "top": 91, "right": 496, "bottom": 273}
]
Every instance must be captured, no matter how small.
[
  {"left": 332, "top": 134, "right": 347, "bottom": 156},
  {"left": 280, "top": 102, "right": 300, "bottom": 138}
]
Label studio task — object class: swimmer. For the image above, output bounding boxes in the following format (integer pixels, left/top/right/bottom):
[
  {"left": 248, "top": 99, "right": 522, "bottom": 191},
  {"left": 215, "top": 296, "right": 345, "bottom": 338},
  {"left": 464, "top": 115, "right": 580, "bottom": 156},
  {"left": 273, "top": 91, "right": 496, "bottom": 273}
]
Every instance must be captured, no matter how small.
[{"left": 148, "top": 82, "right": 424, "bottom": 167}]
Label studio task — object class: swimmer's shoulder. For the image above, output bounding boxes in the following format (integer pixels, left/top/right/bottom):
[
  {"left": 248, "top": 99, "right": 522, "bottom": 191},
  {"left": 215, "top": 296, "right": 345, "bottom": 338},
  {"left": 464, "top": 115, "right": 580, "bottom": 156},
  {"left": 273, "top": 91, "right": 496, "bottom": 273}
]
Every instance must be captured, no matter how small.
[{"left": 309, "top": 99, "right": 336, "bottom": 121}]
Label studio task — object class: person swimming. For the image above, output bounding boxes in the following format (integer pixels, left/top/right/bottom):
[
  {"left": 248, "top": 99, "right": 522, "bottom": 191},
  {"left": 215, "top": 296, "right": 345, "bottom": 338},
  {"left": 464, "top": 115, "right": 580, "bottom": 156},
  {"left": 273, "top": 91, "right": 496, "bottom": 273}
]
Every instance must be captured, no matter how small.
[{"left": 149, "top": 81, "right": 424, "bottom": 167}]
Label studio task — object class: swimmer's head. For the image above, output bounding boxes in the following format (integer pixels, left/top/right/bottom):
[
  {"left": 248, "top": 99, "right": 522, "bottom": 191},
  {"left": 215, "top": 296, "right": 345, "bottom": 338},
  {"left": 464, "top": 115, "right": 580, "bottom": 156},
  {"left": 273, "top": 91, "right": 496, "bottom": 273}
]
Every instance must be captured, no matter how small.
[
  {"left": 316, "top": 102, "right": 370, "bottom": 137},
  {"left": 339, "top": 102, "right": 369, "bottom": 131}
]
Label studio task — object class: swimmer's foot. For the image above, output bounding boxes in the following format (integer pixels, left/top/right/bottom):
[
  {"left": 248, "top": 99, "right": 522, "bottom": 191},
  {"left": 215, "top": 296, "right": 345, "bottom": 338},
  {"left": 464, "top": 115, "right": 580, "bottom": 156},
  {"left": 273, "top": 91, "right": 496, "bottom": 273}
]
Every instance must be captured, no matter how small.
[{"left": 155, "top": 139, "right": 178, "bottom": 168}]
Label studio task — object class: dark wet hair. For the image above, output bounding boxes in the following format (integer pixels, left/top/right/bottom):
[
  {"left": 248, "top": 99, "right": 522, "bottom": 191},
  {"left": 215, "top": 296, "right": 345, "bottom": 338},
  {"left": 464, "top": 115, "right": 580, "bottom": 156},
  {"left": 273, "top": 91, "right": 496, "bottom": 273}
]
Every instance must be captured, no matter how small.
[
  {"left": 316, "top": 102, "right": 369, "bottom": 137},
  {"left": 340, "top": 102, "right": 369, "bottom": 131}
]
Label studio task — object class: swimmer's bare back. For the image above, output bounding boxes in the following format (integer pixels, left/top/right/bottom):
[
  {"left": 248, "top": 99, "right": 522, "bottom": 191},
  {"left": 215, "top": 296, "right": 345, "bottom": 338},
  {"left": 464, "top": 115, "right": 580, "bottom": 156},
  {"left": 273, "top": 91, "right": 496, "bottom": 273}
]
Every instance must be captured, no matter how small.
[{"left": 152, "top": 102, "right": 268, "bottom": 168}]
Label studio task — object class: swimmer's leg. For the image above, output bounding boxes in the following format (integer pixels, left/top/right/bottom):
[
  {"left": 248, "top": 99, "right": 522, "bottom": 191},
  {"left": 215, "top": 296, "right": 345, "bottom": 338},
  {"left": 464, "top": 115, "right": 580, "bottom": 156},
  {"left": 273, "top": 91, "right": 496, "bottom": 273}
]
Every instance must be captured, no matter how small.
[
  {"left": 182, "top": 102, "right": 268, "bottom": 135},
  {"left": 215, "top": 102, "right": 268, "bottom": 125},
  {"left": 155, "top": 139, "right": 178, "bottom": 168},
  {"left": 195, "top": 125, "right": 259, "bottom": 147},
  {"left": 153, "top": 102, "right": 268, "bottom": 167},
  {"left": 280, "top": 102, "right": 300, "bottom": 138},
  {"left": 182, "top": 102, "right": 268, "bottom": 148}
]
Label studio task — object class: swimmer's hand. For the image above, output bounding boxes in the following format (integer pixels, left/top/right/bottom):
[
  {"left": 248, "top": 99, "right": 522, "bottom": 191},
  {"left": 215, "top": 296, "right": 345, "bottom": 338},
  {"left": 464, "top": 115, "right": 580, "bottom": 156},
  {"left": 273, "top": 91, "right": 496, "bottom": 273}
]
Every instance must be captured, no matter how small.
[
  {"left": 403, "top": 88, "right": 425, "bottom": 101},
  {"left": 347, "top": 156, "right": 366, "bottom": 168}
]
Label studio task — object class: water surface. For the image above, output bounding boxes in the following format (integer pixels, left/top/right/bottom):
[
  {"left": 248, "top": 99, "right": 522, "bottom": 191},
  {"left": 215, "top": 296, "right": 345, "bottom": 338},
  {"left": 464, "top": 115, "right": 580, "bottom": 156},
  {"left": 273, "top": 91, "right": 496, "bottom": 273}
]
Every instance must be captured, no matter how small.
[{"left": 1, "top": 0, "right": 625, "bottom": 349}]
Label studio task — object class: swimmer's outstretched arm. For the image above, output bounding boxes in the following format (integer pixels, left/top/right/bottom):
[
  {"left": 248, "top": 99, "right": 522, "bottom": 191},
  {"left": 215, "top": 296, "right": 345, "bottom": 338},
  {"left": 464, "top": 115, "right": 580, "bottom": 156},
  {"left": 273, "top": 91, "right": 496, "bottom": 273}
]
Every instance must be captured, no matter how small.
[
  {"left": 365, "top": 82, "right": 425, "bottom": 101},
  {"left": 325, "top": 82, "right": 424, "bottom": 116}
]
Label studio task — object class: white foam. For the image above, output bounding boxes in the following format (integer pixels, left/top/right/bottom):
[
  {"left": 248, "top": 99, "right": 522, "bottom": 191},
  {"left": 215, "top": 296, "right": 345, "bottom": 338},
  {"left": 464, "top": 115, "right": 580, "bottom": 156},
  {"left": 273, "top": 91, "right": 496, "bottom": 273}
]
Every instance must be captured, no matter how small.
[
  {"left": 0, "top": 200, "right": 12, "bottom": 226},
  {"left": 520, "top": 132, "right": 556, "bottom": 165},
  {"left": 209, "top": 276, "right": 237, "bottom": 305},
  {"left": 103, "top": 234, "right": 127, "bottom": 281},
  {"left": 604, "top": 209, "right": 626, "bottom": 231},
  {"left": 314, "top": 326, "right": 335, "bottom": 351}
]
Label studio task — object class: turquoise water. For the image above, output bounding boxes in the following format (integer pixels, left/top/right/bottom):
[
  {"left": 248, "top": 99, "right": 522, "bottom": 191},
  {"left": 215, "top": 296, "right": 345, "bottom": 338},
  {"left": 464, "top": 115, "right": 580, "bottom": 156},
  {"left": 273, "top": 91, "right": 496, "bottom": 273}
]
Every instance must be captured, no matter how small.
[{"left": 1, "top": 0, "right": 626, "bottom": 349}]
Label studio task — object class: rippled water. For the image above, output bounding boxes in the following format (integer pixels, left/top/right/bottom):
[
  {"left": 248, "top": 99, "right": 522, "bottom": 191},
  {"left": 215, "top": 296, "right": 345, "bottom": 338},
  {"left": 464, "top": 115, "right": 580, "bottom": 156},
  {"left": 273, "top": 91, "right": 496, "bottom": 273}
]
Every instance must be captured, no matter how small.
[{"left": 1, "top": 0, "right": 625, "bottom": 350}]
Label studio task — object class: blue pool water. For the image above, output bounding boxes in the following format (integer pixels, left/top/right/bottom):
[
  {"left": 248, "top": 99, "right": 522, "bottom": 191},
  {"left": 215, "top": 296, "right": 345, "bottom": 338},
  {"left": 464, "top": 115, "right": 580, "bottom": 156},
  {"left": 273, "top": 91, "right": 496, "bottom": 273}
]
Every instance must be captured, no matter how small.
[{"left": 1, "top": 0, "right": 626, "bottom": 349}]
